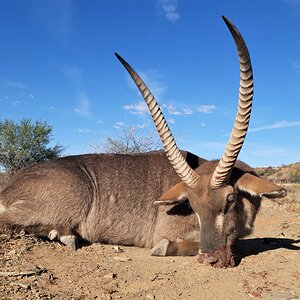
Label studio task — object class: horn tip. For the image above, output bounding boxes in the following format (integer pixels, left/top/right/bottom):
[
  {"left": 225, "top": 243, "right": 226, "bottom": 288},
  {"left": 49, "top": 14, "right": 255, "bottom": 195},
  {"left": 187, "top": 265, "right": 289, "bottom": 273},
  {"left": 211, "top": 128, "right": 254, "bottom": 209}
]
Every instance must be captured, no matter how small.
[
  {"left": 114, "top": 52, "right": 129, "bottom": 69},
  {"left": 222, "top": 15, "right": 230, "bottom": 24},
  {"left": 114, "top": 52, "right": 122, "bottom": 61},
  {"left": 222, "top": 15, "right": 234, "bottom": 30},
  {"left": 222, "top": 15, "right": 227, "bottom": 21}
]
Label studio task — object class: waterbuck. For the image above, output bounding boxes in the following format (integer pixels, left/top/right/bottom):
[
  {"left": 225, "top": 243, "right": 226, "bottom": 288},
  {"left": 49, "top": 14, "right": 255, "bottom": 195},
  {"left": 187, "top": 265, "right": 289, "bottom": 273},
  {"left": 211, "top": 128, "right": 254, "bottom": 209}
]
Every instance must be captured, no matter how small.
[{"left": 0, "top": 17, "right": 286, "bottom": 268}]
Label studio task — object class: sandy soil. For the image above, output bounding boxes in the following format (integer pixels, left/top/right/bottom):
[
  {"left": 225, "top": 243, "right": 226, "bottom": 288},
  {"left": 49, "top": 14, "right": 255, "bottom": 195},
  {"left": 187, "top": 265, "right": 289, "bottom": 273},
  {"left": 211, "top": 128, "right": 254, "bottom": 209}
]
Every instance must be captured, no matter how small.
[{"left": 0, "top": 184, "right": 299, "bottom": 300}]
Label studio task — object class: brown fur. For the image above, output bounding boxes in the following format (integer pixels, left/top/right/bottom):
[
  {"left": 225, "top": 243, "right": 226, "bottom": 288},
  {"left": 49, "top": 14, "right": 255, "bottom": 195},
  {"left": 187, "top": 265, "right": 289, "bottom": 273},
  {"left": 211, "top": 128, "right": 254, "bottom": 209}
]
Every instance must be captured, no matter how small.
[
  {"left": 0, "top": 151, "right": 200, "bottom": 246},
  {"left": 0, "top": 150, "right": 286, "bottom": 267}
]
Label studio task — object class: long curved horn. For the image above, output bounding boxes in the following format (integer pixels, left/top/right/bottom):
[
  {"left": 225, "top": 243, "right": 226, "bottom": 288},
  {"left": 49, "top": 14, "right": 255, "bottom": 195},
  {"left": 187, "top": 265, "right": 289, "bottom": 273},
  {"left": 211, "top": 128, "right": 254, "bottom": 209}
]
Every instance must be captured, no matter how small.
[
  {"left": 210, "top": 16, "right": 254, "bottom": 188},
  {"left": 115, "top": 53, "right": 201, "bottom": 188}
]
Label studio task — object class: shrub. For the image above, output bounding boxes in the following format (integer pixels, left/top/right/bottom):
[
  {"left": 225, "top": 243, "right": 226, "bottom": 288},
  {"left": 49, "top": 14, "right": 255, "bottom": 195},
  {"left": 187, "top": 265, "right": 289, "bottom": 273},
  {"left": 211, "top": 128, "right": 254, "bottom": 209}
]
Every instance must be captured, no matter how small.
[{"left": 0, "top": 119, "right": 64, "bottom": 175}]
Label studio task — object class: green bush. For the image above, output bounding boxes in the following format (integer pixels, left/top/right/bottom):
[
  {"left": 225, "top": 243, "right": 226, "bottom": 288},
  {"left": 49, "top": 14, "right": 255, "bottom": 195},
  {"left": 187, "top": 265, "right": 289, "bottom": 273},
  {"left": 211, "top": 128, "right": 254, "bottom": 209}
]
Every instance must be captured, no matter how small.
[{"left": 0, "top": 119, "right": 64, "bottom": 175}]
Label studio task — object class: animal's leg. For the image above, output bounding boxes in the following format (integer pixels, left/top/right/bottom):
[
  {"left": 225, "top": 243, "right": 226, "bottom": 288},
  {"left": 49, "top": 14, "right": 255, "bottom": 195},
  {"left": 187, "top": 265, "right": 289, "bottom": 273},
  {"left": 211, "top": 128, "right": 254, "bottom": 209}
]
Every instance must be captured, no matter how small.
[
  {"left": 150, "top": 239, "right": 199, "bottom": 256},
  {"left": 0, "top": 209, "right": 78, "bottom": 250},
  {"left": 59, "top": 235, "right": 77, "bottom": 250},
  {"left": 48, "top": 227, "right": 78, "bottom": 250}
]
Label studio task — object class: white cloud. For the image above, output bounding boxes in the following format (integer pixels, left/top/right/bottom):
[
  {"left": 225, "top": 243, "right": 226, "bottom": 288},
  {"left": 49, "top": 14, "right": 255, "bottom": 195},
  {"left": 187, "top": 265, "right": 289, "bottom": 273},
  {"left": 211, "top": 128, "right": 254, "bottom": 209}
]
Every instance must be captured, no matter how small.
[
  {"left": 163, "top": 104, "right": 181, "bottom": 115},
  {"left": 136, "top": 122, "right": 150, "bottom": 129},
  {"left": 123, "top": 101, "right": 149, "bottom": 115},
  {"left": 78, "top": 128, "right": 91, "bottom": 133},
  {"left": 168, "top": 118, "right": 175, "bottom": 124},
  {"left": 162, "top": 104, "right": 194, "bottom": 116},
  {"left": 74, "top": 93, "right": 90, "bottom": 118},
  {"left": 197, "top": 105, "right": 216, "bottom": 114},
  {"left": 41, "top": 106, "right": 56, "bottom": 113},
  {"left": 114, "top": 122, "right": 125, "bottom": 129},
  {"left": 182, "top": 108, "right": 194, "bottom": 115},
  {"left": 12, "top": 100, "right": 22, "bottom": 106},
  {"left": 249, "top": 120, "right": 300, "bottom": 132},
  {"left": 158, "top": 0, "right": 180, "bottom": 22}
]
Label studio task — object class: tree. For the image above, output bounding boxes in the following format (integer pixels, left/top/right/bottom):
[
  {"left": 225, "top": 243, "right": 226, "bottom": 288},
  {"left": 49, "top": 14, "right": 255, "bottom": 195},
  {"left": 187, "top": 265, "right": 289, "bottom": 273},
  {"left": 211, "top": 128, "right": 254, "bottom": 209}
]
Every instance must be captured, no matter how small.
[
  {"left": 0, "top": 119, "right": 64, "bottom": 174},
  {"left": 92, "top": 125, "right": 161, "bottom": 154}
]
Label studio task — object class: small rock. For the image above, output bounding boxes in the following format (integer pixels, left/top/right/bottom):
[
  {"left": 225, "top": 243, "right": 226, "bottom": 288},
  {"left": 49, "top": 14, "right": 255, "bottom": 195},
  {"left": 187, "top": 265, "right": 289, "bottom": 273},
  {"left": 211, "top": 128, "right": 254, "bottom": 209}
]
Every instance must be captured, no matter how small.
[
  {"left": 249, "top": 290, "right": 262, "bottom": 298},
  {"left": 150, "top": 274, "right": 158, "bottom": 282},
  {"left": 7, "top": 249, "right": 17, "bottom": 256},
  {"left": 104, "top": 273, "right": 117, "bottom": 279},
  {"left": 113, "top": 256, "right": 131, "bottom": 262},
  {"left": 146, "top": 293, "right": 155, "bottom": 300},
  {"left": 113, "top": 246, "right": 122, "bottom": 253}
]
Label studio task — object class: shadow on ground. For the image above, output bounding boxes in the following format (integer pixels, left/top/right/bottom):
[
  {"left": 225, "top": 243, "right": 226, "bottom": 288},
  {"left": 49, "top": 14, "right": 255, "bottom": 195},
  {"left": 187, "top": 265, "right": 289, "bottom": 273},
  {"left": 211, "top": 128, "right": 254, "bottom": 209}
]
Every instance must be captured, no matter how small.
[{"left": 233, "top": 237, "right": 300, "bottom": 265}]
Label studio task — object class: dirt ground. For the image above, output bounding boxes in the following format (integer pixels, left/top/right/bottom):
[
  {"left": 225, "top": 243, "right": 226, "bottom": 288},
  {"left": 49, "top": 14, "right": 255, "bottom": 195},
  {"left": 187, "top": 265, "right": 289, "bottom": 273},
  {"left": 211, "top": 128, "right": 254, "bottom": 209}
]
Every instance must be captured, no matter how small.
[{"left": 0, "top": 184, "right": 299, "bottom": 300}]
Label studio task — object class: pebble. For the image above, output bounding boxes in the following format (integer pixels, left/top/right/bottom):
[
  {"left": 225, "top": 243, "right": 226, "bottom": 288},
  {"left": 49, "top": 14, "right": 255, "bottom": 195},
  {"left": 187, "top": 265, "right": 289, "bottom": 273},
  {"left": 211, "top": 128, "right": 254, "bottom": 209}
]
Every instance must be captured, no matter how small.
[
  {"left": 113, "top": 256, "right": 131, "bottom": 262},
  {"left": 113, "top": 246, "right": 122, "bottom": 253},
  {"left": 150, "top": 274, "right": 158, "bottom": 282},
  {"left": 104, "top": 273, "right": 117, "bottom": 279},
  {"left": 146, "top": 293, "right": 155, "bottom": 299},
  {"left": 249, "top": 290, "right": 262, "bottom": 298}
]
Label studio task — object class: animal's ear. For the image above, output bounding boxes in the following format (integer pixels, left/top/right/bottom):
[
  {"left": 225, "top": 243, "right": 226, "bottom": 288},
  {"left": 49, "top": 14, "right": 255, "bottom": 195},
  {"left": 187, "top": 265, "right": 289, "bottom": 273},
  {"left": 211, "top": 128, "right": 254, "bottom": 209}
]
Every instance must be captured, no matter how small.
[
  {"left": 155, "top": 182, "right": 188, "bottom": 205},
  {"left": 236, "top": 173, "right": 287, "bottom": 199}
]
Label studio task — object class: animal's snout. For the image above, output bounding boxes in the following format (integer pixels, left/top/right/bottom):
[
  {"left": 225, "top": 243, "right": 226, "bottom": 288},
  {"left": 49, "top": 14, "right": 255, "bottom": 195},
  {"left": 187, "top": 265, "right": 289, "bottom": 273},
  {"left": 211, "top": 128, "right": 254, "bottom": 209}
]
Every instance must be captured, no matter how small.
[{"left": 197, "top": 245, "right": 235, "bottom": 268}]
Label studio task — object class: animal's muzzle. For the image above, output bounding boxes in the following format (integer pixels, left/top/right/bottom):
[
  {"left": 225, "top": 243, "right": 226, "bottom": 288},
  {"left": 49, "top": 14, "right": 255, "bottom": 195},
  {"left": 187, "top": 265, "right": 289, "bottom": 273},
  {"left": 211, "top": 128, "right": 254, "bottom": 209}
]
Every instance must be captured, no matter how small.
[{"left": 196, "top": 245, "right": 235, "bottom": 268}]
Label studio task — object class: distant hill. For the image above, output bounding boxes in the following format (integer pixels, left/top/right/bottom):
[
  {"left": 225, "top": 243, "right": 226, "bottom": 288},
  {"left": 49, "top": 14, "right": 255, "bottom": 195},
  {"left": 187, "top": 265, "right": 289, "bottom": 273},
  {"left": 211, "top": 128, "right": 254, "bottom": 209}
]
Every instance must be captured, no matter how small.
[{"left": 255, "top": 162, "right": 300, "bottom": 183}]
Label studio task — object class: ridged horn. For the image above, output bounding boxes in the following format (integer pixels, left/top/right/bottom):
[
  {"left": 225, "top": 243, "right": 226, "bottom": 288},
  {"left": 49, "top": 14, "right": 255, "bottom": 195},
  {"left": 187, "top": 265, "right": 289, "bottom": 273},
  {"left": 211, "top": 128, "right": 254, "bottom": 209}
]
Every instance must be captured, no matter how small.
[
  {"left": 210, "top": 16, "right": 254, "bottom": 188},
  {"left": 115, "top": 53, "right": 201, "bottom": 188}
]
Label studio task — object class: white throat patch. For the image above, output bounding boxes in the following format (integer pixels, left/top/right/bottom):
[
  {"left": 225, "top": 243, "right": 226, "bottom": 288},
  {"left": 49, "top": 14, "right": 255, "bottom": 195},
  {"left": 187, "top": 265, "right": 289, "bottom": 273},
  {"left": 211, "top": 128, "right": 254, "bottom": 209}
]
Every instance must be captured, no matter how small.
[{"left": 215, "top": 213, "right": 225, "bottom": 232}]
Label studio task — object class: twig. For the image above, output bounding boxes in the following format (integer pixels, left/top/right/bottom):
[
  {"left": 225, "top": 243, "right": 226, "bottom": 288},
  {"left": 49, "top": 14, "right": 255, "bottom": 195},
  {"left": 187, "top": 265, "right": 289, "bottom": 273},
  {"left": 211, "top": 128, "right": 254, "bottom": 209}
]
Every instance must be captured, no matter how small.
[
  {"left": 78, "top": 264, "right": 100, "bottom": 278},
  {"left": 0, "top": 266, "right": 47, "bottom": 277}
]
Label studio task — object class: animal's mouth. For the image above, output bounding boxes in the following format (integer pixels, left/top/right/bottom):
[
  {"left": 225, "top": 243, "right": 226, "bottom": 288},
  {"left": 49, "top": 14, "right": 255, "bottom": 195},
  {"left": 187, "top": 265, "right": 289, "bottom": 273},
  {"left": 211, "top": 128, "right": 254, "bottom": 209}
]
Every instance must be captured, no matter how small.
[{"left": 196, "top": 245, "right": 235, "bottom": 268}]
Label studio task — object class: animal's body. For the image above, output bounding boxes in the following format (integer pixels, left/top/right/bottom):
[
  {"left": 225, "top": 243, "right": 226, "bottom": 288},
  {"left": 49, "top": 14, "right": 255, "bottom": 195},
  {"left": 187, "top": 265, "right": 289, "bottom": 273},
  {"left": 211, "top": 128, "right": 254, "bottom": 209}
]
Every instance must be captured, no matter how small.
[
  {"left": 0, "top": 151, "right": 203, "bottom": 248},
  {"left": 0, "top": 149, "right": 284, "bottom": 267}
]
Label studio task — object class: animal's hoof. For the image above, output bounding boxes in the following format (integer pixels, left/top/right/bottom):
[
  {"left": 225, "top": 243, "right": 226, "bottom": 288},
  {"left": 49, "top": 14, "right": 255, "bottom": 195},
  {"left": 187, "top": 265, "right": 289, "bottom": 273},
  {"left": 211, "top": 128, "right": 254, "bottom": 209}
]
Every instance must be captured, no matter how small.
[
  {"left": 150, "top": 239, "right": 170, "bottom": 256},
  {"left": 60, "top": 235, "right": 77, "bottom": 250},
  {"left": 48, "top": 230, "right": 59, "bottom": 240}
]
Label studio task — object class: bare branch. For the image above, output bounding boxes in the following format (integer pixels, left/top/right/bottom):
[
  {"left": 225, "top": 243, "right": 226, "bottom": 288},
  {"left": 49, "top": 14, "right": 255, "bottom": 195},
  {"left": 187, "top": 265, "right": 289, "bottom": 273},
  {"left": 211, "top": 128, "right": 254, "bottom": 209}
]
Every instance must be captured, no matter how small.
[{"left": 91, "top": 126, "right": 161, "bottom": 154}]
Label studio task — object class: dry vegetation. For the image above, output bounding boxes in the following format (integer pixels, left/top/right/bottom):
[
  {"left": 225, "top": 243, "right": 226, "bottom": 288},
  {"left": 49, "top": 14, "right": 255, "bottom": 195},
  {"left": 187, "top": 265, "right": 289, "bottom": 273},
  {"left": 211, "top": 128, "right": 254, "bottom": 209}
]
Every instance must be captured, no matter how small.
[
  {"left": 0, "top": 163, "right": 299, "bottom": 299},
  {"left": 256, "top": 162, "right": 300, "bottom": 183}
]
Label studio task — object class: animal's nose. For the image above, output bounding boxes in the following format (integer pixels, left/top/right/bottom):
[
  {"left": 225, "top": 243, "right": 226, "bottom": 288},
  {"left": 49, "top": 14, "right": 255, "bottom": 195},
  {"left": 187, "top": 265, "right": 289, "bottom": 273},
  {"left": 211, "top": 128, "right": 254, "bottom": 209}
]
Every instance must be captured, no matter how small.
[{"left": 197, "top": 250, "right": 236, "bottom": 268}]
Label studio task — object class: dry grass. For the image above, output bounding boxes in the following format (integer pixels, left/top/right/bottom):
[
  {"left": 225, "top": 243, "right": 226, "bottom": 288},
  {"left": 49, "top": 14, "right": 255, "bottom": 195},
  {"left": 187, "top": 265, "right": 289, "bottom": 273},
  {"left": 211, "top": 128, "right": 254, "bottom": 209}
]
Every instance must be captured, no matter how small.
[{"left": 256, "top": 162, "right": 300, "bottom": 183}]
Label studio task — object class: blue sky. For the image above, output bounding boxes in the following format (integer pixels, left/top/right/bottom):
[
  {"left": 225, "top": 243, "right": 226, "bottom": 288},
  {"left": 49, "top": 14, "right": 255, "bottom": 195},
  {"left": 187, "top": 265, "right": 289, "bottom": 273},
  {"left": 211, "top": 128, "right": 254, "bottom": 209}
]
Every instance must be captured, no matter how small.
[{"left": 1, "top": 0, "right": 300, "bottom": 167}]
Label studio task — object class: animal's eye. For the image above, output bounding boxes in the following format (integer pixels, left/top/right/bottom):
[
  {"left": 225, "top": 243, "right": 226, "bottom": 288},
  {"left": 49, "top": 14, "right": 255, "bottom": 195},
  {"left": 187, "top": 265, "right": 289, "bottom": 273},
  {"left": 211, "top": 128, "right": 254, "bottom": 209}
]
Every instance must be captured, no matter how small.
[{"left": 224, "top": 193, "right": 236, "bottom": 214}]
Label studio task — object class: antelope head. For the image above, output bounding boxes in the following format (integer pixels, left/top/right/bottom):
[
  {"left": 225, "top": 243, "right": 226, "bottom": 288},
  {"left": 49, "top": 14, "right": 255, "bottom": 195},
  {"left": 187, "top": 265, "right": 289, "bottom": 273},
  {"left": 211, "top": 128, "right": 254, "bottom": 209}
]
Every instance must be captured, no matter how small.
[{"left": 116, "top": 16, "right": 286, "bottom": 267}]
